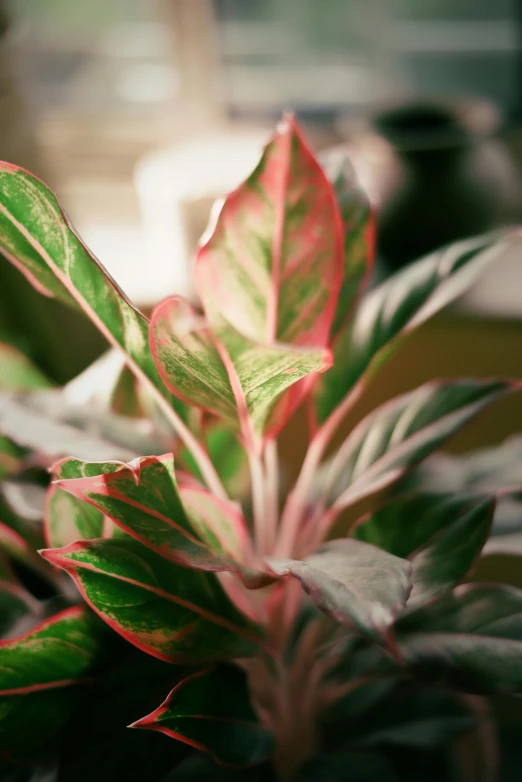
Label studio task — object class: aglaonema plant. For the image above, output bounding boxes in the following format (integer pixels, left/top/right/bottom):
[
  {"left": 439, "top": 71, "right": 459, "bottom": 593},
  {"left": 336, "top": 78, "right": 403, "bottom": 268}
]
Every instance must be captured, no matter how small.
[{"left": 0, "top": 116, "right": 522, "bottom": 782}]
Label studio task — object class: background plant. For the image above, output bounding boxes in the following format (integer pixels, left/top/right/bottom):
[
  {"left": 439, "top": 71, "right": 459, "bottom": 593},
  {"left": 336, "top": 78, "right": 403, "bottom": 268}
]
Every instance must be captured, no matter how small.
[{"left": 0, "top": 117, "right": 521, "bottom": 781}]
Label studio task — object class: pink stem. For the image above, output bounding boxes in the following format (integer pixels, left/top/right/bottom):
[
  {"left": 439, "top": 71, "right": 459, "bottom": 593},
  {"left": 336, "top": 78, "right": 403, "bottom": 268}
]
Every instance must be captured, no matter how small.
[
  {"left": 264, "top": 439, "right": 280, "bottom": 553},
  {"left": 248, "top": 449, "right": 269, "bottom": 555},
  {"left": 275, "top": 380, "right": 364, "bottom": 557}
]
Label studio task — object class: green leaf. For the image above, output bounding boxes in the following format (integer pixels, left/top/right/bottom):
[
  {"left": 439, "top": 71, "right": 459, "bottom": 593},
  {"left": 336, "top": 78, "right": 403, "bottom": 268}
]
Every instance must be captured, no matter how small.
[
  {"left": 41, "top": 537, "right": 265, "bottom": 662},
  {"left": 340, "top": 690, "right": 476, "bottom": 759},
  {"left": 315, "top": 233, "right": 512, "bottom": 424},
  {"left": 59, "top": 651, "right": 189, "bottom": 782},
  {"left": 180, "top": 425, "right": 249, "bottom": 501},
  {"left": 53, "top": 454, "right": 266, "bottom": 586},
  {"left": 408, "top": 497, "right": 494, "bottom": 608},
  {"left": 132, "top": 665, "right": 275, "bottom": 767},
  {"left": 150, "top": 296, "right": 330, "bottom": 448},
  {"left": 268, "top": 539, "right": 411, "bottom": 640},
  {"left": 0, "top": 606, "right": 113, "bottom": 760},
  {"left": 400, "top": 436, "right": 522, "bottom": 536},
  {"left": 327, "top": 380, "right": 509, "bottom": 515},
  {"left": 321, "top": 151, "right": 374, "bottom": 340},
  {"left": 0, "top": 163, "right": 180, "bottom": 417},
  {"left": 195, "top": 115, "right": 343, "bottom": 348},
  {"left": 0, "top": 341, "right": 51, "bottom": 391},
  {"left": 396, "top": 584, "right": 522, "bottom": 693},
  {"left": 0, "top": 435, "right": 26, "bottom": 479},
  {"left": 355, "top": 492, "right": 495, "bottom": 607}
]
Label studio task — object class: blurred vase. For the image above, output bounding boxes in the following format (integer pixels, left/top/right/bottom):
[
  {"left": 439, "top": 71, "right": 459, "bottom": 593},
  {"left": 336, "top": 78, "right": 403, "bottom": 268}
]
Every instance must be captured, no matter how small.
[{"left": 338, "top": 98, "right": 522, "bottom": 273}]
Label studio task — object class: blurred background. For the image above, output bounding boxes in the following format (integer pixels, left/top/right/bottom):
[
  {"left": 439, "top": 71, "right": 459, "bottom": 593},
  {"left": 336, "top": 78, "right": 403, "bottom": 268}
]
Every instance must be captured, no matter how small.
[{"left": 1, "top": 0, "right": 522, "bottom": 407}]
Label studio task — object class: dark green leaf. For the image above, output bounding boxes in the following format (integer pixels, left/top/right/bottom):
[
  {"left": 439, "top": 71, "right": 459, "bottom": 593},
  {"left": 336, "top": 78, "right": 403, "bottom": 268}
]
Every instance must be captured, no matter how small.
[
  {"left": 355, "top": 492, "right": 495, "bottom": 608},
  {"left": 315, "top": 233, "right": 510, "bottom": 424},
  {"left": 326, "top": 380, "right": 508, "bottom": 515},
  {"left": 59, "top": 651, "right": 189, "bottom": 782},
  {"left": 348, "top": 691, "right": 475, "bottom": 749},
  {"left": 0, "top": 606, "right": 113, "bottom": 760},
  {"left": 396, "top": 584, "right": 522, "bottom": 693},
  {"left": 132, "top": 665, "right": 275, "bottom": 767}
]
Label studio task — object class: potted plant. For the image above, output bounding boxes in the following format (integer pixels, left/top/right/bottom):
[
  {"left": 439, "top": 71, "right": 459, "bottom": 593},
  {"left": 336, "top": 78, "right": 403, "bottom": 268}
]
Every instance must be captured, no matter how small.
[{"left": 0, "top": 116, "right": 521, "bottom": 781}]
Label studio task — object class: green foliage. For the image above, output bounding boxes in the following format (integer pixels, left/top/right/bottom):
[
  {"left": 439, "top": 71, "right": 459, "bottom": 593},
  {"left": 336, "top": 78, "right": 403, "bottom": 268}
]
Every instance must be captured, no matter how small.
[{"left": 0, "top": 117, "right": 520, "bottom": 781}]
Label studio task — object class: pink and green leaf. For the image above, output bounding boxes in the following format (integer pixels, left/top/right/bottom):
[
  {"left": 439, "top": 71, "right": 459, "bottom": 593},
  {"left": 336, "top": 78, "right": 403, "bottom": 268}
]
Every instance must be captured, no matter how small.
[
  {"left": 40, "top": 538, "right": 266, "bottom": 662},
  {"left": 0, "top": 164, "right": 183, "bottom": 420},
  {"left": 315, "top": 233, "right": 514, "bottom": 424},
  {"left": 0, "top": 606, "right": 113, "bottom": 759},
  {"left": 150, "top": 296, "right": 331, "bottom": 448},
  {"left": 131, "top": 665, "right": 274, "bottom": 767},
  {"left": 195, "top": 115, "right": 344, "bottom": 347},
  {"left": 52, "top": 454, "right": 268, "bottom": 586},
  {"left": 44, "top": 484, "right": 108, "bottom": 548}
]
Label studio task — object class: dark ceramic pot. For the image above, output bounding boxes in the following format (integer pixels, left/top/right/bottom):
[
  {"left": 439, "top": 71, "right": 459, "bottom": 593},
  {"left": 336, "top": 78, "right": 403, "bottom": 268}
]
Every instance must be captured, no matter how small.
[{"left": 339, "top": 98, "right": 522, "bottom": 273}]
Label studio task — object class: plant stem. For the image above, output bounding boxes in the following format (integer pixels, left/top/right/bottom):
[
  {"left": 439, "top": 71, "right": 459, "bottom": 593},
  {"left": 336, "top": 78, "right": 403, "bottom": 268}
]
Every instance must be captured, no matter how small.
[
  {"left": 148, "top": 383, "right": 228, "bottom": 500},
  {"left": 248, "top": 449, "right": 268, "bottom": 554},
  {"left": 264, "top": 439, "right": 279, "bottom": 553},
  {"left": 275, "top": 380, "right": 364, "bottom": 557}
]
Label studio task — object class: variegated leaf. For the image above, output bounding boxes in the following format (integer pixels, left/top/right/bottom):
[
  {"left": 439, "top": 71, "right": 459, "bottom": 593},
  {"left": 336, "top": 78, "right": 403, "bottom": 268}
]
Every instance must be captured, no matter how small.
[
  {"left": 195, "top": 115, "right": 343, "bottom": 347},
  {"left": 41, "top": 538, "right": 266, "bottom": 662},
  {"left": 0, "top": 163, "right": 184, "bottom": 423},
  {"left": 51, "top": 454, "right": 267, "bottom": 586},
  {"left": 326, "top": 380, "right": 509, "bottom": 517},
  {"left": 44, "top": 485, "right": 106, "bottom": 549},
  {"left": 0, "top": 606, "right": 114, "bottom": 760},
  {"left": 132, "top": 665, "right": 275, "bottom": 766},
  {"left": 355, "top": 492, "right": 495, "bottom": 609},
  {"left": 315, "top": 233, "right": 514, "bottom": 424},
  {"left": 150, "top": 296, "right": 331, "bottom": 448}
]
